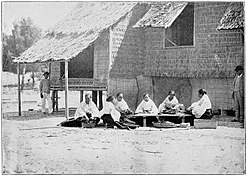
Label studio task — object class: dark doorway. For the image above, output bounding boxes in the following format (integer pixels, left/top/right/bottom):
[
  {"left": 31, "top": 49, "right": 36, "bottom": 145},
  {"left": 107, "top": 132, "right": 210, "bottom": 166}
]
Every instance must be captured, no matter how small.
[
  {"left": 60, "top": 44, "right": 94, "bottom": 78},
  {"left": 164, "top": 3, "right": 194, "bottom": 47}
]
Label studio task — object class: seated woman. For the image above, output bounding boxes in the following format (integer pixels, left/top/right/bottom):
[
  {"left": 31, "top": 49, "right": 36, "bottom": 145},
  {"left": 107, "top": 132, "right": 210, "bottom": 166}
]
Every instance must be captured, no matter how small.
[
  {"left": 187, "top": 89, "right": 213, "bottom": 119},
  {"left": 115, "top": 92, "right": 132, "bottom": 115},
  {"left": 115, "top": 92, "right": 135, "bottom": 124},
  {"left": 135, "top": 93, "right": 159, "bottom": 114},
  {"left": 60, "top": 93, "right": 99, "bottom": 127},
  {"left": 159, "top": 90, "right": 185, "bottom": 114},
  {"left": 74, "top": 93, "right": 100, "bottom": 123},
  {"left": 98, "top": 95, "right": 121, "bottom": 128}
]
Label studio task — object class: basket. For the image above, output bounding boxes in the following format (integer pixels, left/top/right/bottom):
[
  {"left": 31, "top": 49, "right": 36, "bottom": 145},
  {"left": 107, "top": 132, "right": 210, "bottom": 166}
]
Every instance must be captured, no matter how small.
[{"left": 152, "top": 121, "right": 178, "bottom": 128}]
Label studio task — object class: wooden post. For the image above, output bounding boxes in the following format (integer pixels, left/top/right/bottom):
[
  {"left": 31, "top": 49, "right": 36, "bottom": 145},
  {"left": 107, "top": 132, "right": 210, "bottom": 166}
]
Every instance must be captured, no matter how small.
[
  {"left": 48, "top": 62, "right": 51, "bottom": 74},
  {"left": 92, "top": 91, "right": 97, "bottom": 106},
  {"left": 143, "top": 117, "right": 147, "bottom": 127},
  {"left": 65, "top": 61, "right": 69, "bottom": 119},
  {"left": 80, "top": 90, "right": 84, "bottom": 102},
  {"left": 17, "top": 63, "right": 21, "bottom": 116},
  {"left": 52, "top": 90, "right": 55, "bottom": 112},
  {"left": 55, "top": 91, "right": 58, "bottom": 112},
  {"left": 99, "top": 91, "right": 103, "bottom": 110}
]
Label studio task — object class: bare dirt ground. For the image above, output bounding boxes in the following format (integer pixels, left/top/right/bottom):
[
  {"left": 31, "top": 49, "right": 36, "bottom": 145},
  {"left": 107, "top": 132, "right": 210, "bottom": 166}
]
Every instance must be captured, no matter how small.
[
  {"left": 2, "top": 115, "right": 245, "bottom": 174},
  {"left": 1, "top": 74, "right": 246, "bottom": 174}
]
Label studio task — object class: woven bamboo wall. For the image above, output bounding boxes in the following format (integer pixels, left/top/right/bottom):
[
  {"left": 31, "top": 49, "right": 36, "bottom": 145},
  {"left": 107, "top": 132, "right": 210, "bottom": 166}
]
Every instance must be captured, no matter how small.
[
  {"left": 108, "top": 4, "right": 149, "bottom": 110},
  {"left": 153, "top": 77, "right": 192, "bottom": 108},
  {"left": 50, "top": 62, "right": 61, "bottom": 81},
  {"left": 144, "top": 2, "right": 244, "bottom": 78},
  {"left": 108, "top": 78, "right": 138, "bottom": 111},
  {"left": 94, "top": 30, "right": 110, "bottom": 81},
  {"left": 190, "top": 78, "right": 234, "bottom": 110},
  {"left": 109, "top": 4, "right": 148, "bottom": 79}
]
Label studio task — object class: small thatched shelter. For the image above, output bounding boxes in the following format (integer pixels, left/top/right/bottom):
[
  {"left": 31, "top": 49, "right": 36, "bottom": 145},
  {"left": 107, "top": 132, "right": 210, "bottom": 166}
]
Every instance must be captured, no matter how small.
[
  {"left": 13, "top": 2, "right": 139, "bottom": 117},
  {"left": 217, "top": 2, "right": 244, "bottom": 30},
  {"left": 133, "top": 2, "right": 188, "bottom": 28}
]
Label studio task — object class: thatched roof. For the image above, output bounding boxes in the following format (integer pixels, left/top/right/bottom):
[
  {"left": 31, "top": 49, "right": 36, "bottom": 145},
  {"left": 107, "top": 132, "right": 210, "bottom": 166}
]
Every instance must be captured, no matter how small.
[
  {"left": 133, "top": 1, "right": 188, "bottom": 28},
  {"left": 217, "top": 2, "right": 244, "bottom": 30},
  {"left": 13, "top": 2, "right": 137, "bottom": 63}
]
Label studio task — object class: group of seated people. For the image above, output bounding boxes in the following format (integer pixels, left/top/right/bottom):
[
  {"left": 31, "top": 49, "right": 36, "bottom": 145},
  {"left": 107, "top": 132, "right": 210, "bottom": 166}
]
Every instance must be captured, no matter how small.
[
  {"left": 73, "top": 88, "right": 213, "bottom": 128},
  {"left": 74, "top": 92, "right": 131, "bottom": 128}
]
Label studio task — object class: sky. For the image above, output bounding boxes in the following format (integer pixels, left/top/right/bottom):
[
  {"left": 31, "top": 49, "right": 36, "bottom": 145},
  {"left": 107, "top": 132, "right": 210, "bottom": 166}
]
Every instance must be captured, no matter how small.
[{"left": 2, "top": 1, "right": 77, "bottom": 35}]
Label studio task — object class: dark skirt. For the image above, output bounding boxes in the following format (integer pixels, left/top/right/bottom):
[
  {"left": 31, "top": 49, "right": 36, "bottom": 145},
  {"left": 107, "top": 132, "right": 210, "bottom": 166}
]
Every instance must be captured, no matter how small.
[
  {"left": 186, "top": 109, "right": 213, "bottom": 119},
  {"left": 200, "top": 109, "right": 213, "bottom": 119},
  {"left": 101, "top": 114, "right": 115, "bottom": 128},
  {"left": 59, "top": 116, "right": 87, "bottom": 127}
]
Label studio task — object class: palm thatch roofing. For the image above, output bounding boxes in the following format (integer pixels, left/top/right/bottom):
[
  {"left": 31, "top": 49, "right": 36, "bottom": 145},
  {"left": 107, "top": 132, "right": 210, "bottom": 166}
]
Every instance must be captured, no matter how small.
[
  {"left": 217, "top": 2, "right": 244, "bottom": 30},
  {"left": 133, "top": 1, "right": 188, "bottom": 28},
  {"left": 13, "top": 2, "right": 137, "bottom": 63}
]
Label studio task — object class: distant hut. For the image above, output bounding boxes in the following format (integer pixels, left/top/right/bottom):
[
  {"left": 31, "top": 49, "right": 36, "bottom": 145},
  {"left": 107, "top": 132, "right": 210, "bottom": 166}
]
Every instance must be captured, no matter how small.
[{"left": 14, "top": 1, "right": 244, "bottom": 117}]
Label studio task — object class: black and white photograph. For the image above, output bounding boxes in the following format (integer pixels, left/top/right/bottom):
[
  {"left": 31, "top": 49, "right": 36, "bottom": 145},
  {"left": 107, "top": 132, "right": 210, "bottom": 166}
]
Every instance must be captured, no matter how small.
[{"left": 1, "top": 1, "right": 245, "bottom": 174}]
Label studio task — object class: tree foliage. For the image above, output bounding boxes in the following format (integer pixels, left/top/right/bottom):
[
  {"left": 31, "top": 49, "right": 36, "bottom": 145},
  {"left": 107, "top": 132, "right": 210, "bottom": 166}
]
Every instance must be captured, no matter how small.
[{"left": 2, "top": 17, "right": 42, "bottom": 72}]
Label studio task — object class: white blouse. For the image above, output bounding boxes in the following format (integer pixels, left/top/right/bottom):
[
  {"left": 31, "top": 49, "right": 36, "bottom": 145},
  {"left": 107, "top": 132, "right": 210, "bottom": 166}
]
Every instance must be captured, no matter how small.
[
  {"left": 135, "top": 99, "right": 159, "bottom": 114},
  {"left": 99, "top": 101, "right": 121, "bottom": 121},
  {"left": 189, "top": 94, "right": 212, "bottom": 118},
  {"left": 115, "top": 99, "right": 130, "bottom": 112},
  {"left": 158, "top": 96, "right": 179, "bottom": 112},
  {"left": 74, "top": 100, "right": 99, "bottom": 118}
]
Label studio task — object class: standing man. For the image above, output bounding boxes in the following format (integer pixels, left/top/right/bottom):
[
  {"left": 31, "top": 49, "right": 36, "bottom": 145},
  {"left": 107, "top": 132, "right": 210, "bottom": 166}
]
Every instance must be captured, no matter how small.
[
  {"left": 232, "top": 66, "right": 244, "bottom": 123},
  {"left": 40, "top": 72, "right": 53, "bottom": 114}
]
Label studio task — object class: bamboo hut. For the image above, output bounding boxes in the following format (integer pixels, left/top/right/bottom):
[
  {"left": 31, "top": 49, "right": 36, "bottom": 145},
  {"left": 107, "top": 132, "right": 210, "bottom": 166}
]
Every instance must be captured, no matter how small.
[
  {"left": 13, "top": 2, "right": 145, "bottom": 117},
  {"left": 13, "top": 1, "right": 244, "bottom": 117},
  {"left": 133, "top": 1, "right": 244, "bottom": 113}
]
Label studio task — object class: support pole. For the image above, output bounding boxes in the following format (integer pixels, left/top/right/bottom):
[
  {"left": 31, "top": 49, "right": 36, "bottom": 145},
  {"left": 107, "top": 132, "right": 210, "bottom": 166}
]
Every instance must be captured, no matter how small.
[
  {"left": 17, "top": 63, "right": 21, "bottom": 116},
  {"left": 52, "top": 90, "right": 55, "bottom": 112},
  {"left": 92, "top": 91, "right": 97, "bottom": 106},
  {"left": 65, "top": 61, "right": 69, "bottom": 119},
  {"left": 48, "top": 62, "right": 51, "bottom": 74},
  {"left": 99, "top": 91, "right": 103, "bottom": 110},
  {"left": 80, "top": 90, "right": 84, "bottom": 102},
  {"left": 55, "top": 91, "right": 58, "bottom": 112}
]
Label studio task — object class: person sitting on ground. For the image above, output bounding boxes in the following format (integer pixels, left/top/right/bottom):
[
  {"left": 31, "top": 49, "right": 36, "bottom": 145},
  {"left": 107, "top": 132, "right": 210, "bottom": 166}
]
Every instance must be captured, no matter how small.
[
  {"left": 115, "top": 92, "right": 133, "bottom": 115},
  {"left": 115, "top": 92, "right": 135, "bottom": 124},
  {"left": 135, "top": 93, "right": 159, "bottom": 114},
  {"left": 158, "top": 90, "right": 185, "bottom": 114},
  {"left": 187, "top": 89, "right": 213, "bottom": 119},
  {"left": 74, "top": 93, "right": 100, "bottom": 124},
  {"left": 98, "top": 95, "right": 121, "bottom": 128}
]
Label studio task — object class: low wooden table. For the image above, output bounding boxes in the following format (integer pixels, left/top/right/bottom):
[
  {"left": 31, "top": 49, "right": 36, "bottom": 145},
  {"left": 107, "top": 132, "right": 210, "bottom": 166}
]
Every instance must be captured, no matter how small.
[
  {"left": 158, "top": 113, "right": 194, "bottom": 125},
  {"left": 127, "top": 113, "right": 193, "bottom": 127},
  {"left": 127, "top": 113, "right": 158, "bottom": 127}
]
